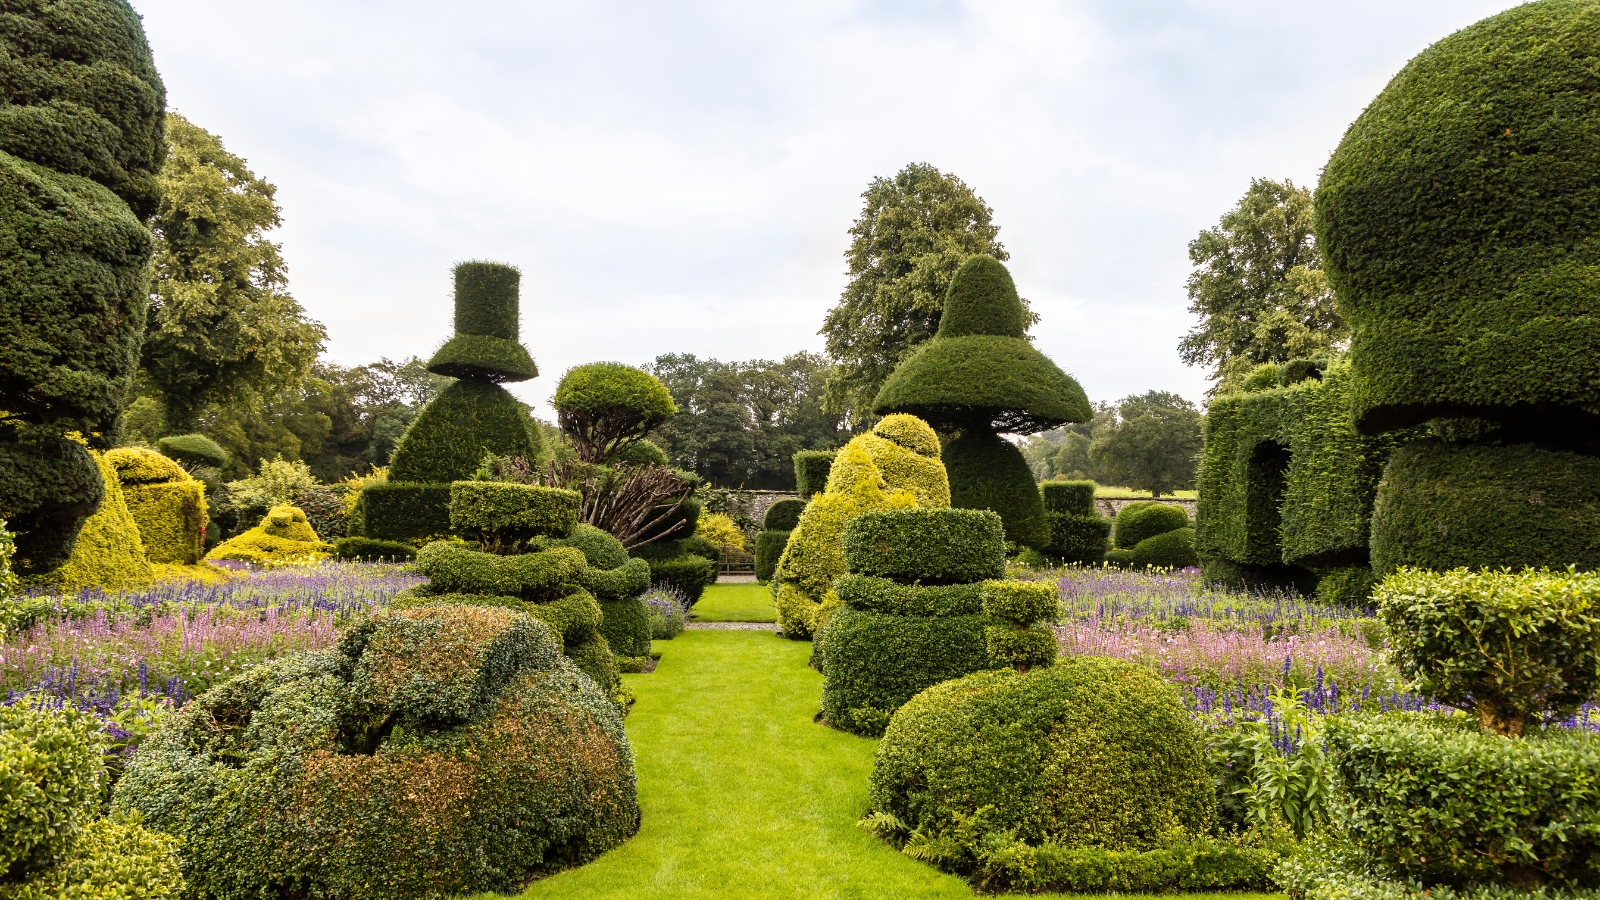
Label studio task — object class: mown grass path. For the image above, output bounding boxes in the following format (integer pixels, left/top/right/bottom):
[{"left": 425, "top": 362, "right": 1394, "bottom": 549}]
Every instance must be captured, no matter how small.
[
  {"left": 503, "top": 629, "right": 1281, "bottom": 900},
  {"left": 690, "top": 582, "right": 778, "bottom": 622}
]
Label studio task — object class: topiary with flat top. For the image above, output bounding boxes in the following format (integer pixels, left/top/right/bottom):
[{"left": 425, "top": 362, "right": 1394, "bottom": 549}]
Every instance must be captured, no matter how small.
[
  {"left": 106, "top": 446, "right": 208, "bottom": 564},
  {"left": 873, "top": 255, "right": 1090, "bottom": 549},
  {"left": 426, "top": 261, "right": 536, "bottom": 383}
]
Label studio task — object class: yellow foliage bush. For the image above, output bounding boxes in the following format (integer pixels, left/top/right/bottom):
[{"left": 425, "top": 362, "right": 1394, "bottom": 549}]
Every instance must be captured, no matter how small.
[
  {"left": 771, "top": 415, "right": 949, "bottom": 638},
  {"left": 107, "top": 447, "right": 208, "bottom": 565},
  {"left": 206, "top": 506, "right": 332, "bottom": 567},
  {"left": 696, "top": 512, "right": 746, "bottom": 551},
  {"left": 27, "top": 452, "right": 154, "bottom": 592}
]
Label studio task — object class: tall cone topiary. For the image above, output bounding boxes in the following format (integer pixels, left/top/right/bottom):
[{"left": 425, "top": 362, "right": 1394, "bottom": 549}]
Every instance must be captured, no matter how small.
[
  {"left": 355, "top": 262, "right": 543, "bottom": 542},
  {"left": 873, "top": 256, "right": 1090, "bottom": 550}
]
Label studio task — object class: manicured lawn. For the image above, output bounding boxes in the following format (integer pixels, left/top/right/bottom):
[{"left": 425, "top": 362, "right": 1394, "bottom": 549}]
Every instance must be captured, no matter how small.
[
  {"left": 504, "top": 630, "right": 1283, "bottom": 900},
  {"left": 691, "top": 582, "right": 776, "bottom": 622},
  {"left": 1095, "top": 486, "right": 1199, "bottom": 499}
]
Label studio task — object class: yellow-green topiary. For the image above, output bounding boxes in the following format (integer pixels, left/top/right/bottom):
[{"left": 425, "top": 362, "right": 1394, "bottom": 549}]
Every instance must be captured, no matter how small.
[
  {"left": 771, "top": 414, "right": 950, "bottom": 638},
  {"left": 696, "top": 512, "right": 745, "bottom": 552},
  {"left": 106, "top": 447, "right": 208, "bottom": 565},
  {"left": 26, "top": 452, "right": 154, "bottom": 592},
  {"left": 206, "top": 506, "right": 331, "bottom": 567}
]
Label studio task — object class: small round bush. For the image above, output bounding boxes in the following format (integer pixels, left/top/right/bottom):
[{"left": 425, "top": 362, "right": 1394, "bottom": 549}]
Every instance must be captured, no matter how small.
[
  {"left": 648, "top": 555, "right": 716, "bottom": 606},
  {"left": 156, "top": 433, "right": 227, "bottom": 469},
  {"left": 1127, "top": 527, "right": 1198, "bottom": 570},
  {"left": 869, "top": 657, "right": 1214, "bottom": 868},
  {"left": 754, "top": 529, "right": 789, "bottom": 582},
  {"left": 1113, "top": 501, "right": 1189, "bottom": 549},
  {"left": 762, "top": 498, "right": 806, "bottom": 532},
  {"left": 553, "top": 363, "right": 677, "bottom": 464},
  {"left": 615, "top": 438, "right": 669, "bottom": 468}
]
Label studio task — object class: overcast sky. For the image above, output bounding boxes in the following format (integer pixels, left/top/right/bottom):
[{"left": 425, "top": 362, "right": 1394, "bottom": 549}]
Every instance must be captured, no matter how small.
[{"left": 136, "top": 0, "right": 1523, "bottom": 417}]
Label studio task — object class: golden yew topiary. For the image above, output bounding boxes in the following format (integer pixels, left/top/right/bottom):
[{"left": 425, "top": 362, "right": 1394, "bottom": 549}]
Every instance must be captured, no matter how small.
[
  {"left": 206, "top": 506, "right": 332, "bottom": 567},
  {"left": 27, "top": 452, "right": 154, "bottom": 592}
]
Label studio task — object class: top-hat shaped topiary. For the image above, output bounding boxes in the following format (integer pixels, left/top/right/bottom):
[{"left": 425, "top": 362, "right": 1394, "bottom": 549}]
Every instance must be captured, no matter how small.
[
  {"left": 872, "top": 256, "right": 1091, "bottom": 549},
  {"left": 426, "top": 262, "right": 538, "bottom": 383}
]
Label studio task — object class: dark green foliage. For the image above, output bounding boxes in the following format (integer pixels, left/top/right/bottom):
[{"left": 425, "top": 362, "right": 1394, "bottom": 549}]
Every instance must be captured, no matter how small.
[
  {"left": 1105, "top": 548, "right": 1137, "bottom": 568},
  {"left": 975, "top": 837, "right": 1285, "bottom": 894},
  {"left": 1377, "top": 568, "right": 1600, "bottom": 735},
  {"left": 1041, "top": 512, "right": 1110, "bottom": 566},
  {"left": 450, "top": 481, "right": 581, "bottom": 550},
  {"left": 1040, "top": 480, "right": 1095, "bottom": 515},
  {"left": 424, "top": 261, "right": 536, "bottom": 383},
  {"left": 1127, "top": 527, "right": 1199, "bottom": 570},
  {"left": 816, "top": 608, "right": 992, "bottom": 736},
  {"left": 0, "top": 0, "right": 167, "bottom": 218},
  {"left": 1316, "top": 565, "right": 1378, "bottom": 608},
  {"left": 762, "top": 498, "right": 806, "bottom": 531},
  {"left": 427, "top": 332, "right": 537, "bottom": 384},
  {"left": 794, "top": 450, "right": 835, "bottom": 498},
  {"left": 616, "top": 438, "right": 669, "bottom": 468},
  {"left": 414, "top": 541, "right": 586, "bottom": 599},
  {"left": 1326, "top": 715, "right": 1600, "bottom": 888},
  {"left": 1113, "top": 501, "right": 1189, "bottom": 549},
  {"left": 868, "top": 659, "right": 1215, "bottom": 869},
  {"left": 754, "top": 529, "right": 789, "bottom": 582},
  {"left": 155, "top": 433, "right": 227, "bottom": 469},
  {"left": 647, "top": 555, "right": 716, "bottom": 606},
  {"left": 387, "top": 380, "right": 541, "bottom": 484},
  {"left": 552, "top": 362, "right": 677, "bottom": 464},
  {"left": 113, "top": 605, "right": 639, "bottom": 900},
  {"left": 544, "top": 522, "right": 631, "bottom": 570},
  {"left": 293, "top": 486, "right": 347, "bottom": 540},
  {"left": 1280, "top": 357, "right": 1325, "bottom": 386},
  {"left": 681, "top": 534, "right": 719, "bottom": 562},
  {"left": 571, "top": 558, "right": 650, "bottom": 601},
  {"left": 942, "top": 431, "right": 1049, "bottom": 550},
  {"left": 933, "top": 255, "right": 1026, "bottom": 339},
  {"left": 0, "top": 703, "right": 103, "bottom": 880},
  {"left": 599, "top": 597, "right": 652, "bottom": 659},
  {"left": 1316, "top": 1, "right": 1600, "bottom": 438},
  {"left": 0, "top": 432, "right": 102, "bottom": 573},
  {"left": 1370, "top": 442, "right": 1600, "bottom": 575},
  {"left": 843, "top": 508, "right": 1006, "bottom": 585},
  {"left": 331, "top": 536, "right": 415, "bottom": 562},
  {"left": 350, "top": 482, "right": 452, "bottom": 543},
  {"left": 1201, "top": 556, "right": 1319, "bottom": 596},
  {"left": 835, "top": 574, "right": 985, "bottom": 617}
]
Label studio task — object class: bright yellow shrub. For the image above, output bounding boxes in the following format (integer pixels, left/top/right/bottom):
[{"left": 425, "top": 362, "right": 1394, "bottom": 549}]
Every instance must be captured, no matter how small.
[
  {"left": 105, "top": 446, "right": 188, "bottom": 484},
  {"left": 28, "top": 452, "right": 154, "bottom": 592},
  {"left": 107, "top": 448, "right": 208, "bottom": 565},
  {"left": 697, "top": 512, "right": 746, "bottom": 551},
  {"left": 206, "top": 506, "right": 332, "bottom": 567}
]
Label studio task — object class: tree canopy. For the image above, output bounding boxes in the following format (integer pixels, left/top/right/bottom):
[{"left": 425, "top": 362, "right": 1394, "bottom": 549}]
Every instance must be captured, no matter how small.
[
  {"left": 141, "top": 113, "right": 325, "bottom": 432},
  {"left": 820, "top": 163, "right": 1031, "bottom": 427},
  {"left": 1089, "top": 391, "right": 1203, "bottom": 497},
  {"left": 1178, "top": 179, "right": 1345, "bottom": 394}
]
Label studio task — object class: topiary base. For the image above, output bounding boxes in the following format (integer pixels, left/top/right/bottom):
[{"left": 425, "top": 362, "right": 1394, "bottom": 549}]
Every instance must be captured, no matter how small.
[
  {"left": 1043, "top": 511, "right": 1111, "bottom": 565},
  {"left": 754, "top": 529, "right": 789, "bottom": 582},
  {"left": 352, "top": 483, "right": 453, "bottom": 543},
  {"left": 943, "top": 430, "right": 1049, "bottom": 550},
  {"left": 817, "top": 608, "right": 991, "bottom": 736},
  {"left": 599, "top": 597, "right": 652, "bottom": 659}
]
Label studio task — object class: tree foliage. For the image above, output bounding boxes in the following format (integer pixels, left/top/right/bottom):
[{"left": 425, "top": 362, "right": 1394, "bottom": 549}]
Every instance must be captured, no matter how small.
[
  {"left": 820, "top": 163, "right": 1029, "bottom": 427},
  {"left": 141, "top": 113, "right": 325, "bottom": 432},
  {"left": 1090, "top": 392, "right": 1203, "bottom": 497},
  {"left": 1178, "top": 179, "right": 1344, "bottom": 394}
]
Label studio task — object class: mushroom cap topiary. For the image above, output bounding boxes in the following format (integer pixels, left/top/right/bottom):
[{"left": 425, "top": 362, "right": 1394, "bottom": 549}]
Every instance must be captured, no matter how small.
[
  {"left": 426, "top": 261, "right": 538, "bottom": 383},
  {"left": 872, "top": 256, "right": 1090, "bottom": 434},
  {"left": 1318, "top": 0, "right": 1600, "bottom": 436}
]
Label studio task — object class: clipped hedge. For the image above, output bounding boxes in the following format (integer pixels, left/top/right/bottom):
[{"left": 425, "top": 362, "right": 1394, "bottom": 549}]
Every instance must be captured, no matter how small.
[
  {"left": 816, "top": 609, "right": 991, "bottom": 736},
  {"left": 754, "top": 529, "right": 789, "bottom": 582},
  {"left": 414, "top": 541, "right": 586, "bottom": 598},
  {"left": 762, "top": 498, "right": 806, "bottom": 531},
  {"left": 1126, "top": 527, "right": 1199, "bottom": 570},
  {"left": 332, "top": 536, "right": 416, "bottom": 562},
  {"left": 943, "top": 430, "right": 1049, "bottom": 550},
  {"left": 1113, "top": 501, "right": 1188, "bottom": 549},
  {"left": 352, "top": 482, "right": 453, "bottom": 543},
  {"left": 647, "top": 555, "right": 716, "bottom": 606},
  {"left": 976, "top": 837, "right": 1285, "bottom": 895},
  {"left": 1040, "top": 480, "right": 1096, "bottom": 516},
  {"left": 425, "top": 261, "right": 537, "bottom": 382},
  {"left": 1369, "top": 442, "right": 1600, "bottom": 575},
  {"left": 599, "top": 597, "right": 652, "bottom": 659},
  {"left": 156, "top": 433, "right": 227, "bottom": 469},
  {"left": 842, "top": 508, "right": 1005, "bottom": 585},
  {"left": 794, "top": 450, "right": 835, "bottom": 498},
  {"left": 387, "top": 380, "right": 542, "bottom": 485},
  {"left": 0, "top": 431, "right": 103, "bottom": 574},
  {"left": 1042, "top": 511, "right": 1110, "bottom": 566},
  {"left": 108, "top": 447, "right": 207, "bottom": 565},
  {"left": 450, "top": 481, "right": 580, "bottom": 549},
  {"left": 834, "top": 575, "right": 984, "bottom": 617},
  {"left": 26, "top": 451, "right": 152, "bottom": 591}
]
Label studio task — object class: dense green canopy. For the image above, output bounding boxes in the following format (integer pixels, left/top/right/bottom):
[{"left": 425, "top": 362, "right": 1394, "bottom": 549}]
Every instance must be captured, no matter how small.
[{"left": 427, "top": 261, "right": 537, "bottom": 383}]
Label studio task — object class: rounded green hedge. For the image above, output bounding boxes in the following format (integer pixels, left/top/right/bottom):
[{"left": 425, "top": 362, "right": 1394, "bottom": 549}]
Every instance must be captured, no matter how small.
[
  {"left": 545, "top": 523, "right": 631, "bottom": 571},
  {"left": 1040, "top": 480, "right": 1096, "bottom": 516},
  {"left": 350, "top": 482, "right": 453, "bottom": 543},
  {"left": 449, "top": 481, "right": 581, "bottom": 547},
  {"left": 1113, "top": 501, "right": 1189, "bottom": 550},
  {"left": 762, "top": 498, "right": 806, "bottom": 531},
  {"left": 1369, "top": 441, "right": 1600, "bottom": 574},
  {"left": 647, "top": 554, "right": 716, "bottom": 606},
  {"left": 1041, "top": 511, "right": 1110, "bottom": 566},
  {"left": 387, "top": 381, "right": 542, "bottom": 484},
  {"left": 754, "top": 529, "right": 789, "bottom": 582},
  {"left": 843, "top": 508, "right": 1006, "bottom": 584},
  {"left": 156, "top": 433, "right": 228, "bottom": 469},
  {"left": 616, "top": 439, "right": 669, "bottom": 468},
  {"left": 599, "top": 597, "right": 651, "bottom": 659},
  {"left": 942, "top": 432, "right": 1050, "bottom": 550},
  {"left": 834, "top": 574, "right": 984, "bottom": 617},
  {"left": 868, "top": 658, "right": 1215, "bottom": 865},
  {"left": 0, "top": 432, "right": 103, "bottom": 574},
  {"left": 1316, "top": 0, "right": 1600, "bottom": 435},
  {"left": 331, "top": 536, "right": 416, "bottom": 562},
  {"left": 816, "top": 608, "right": 991, "bottom": 736},
  {"left": 793, "top": 450, "right": 835, "bottom": 498},
  {"left": 1126, "top": 527, "right": 1198, "bottom": 570}
]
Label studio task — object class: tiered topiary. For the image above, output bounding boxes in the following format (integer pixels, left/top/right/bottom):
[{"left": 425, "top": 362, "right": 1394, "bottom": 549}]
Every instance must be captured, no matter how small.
[
  {"left": 114, "top": 603, "right": 640, "bottom": 900},
  {"left": 26, "top": 451, "right": 153, "bottom": 592},
  {"left": 2, "top": 703, "right": 184, "bottom": 900},
  {"left": 818, "top": 508, "right": 1059, "bottom": 735},
  {"left": 205, "top": 505, "right": 331, "bottom": 567},
  {"left": 794, "top": 450, "right": 836, "bottom": 499},
  {"left": 771, "top": 414, "right": 950, "bottom": 638},
  {"left": 873, "top": 256, "right": 1091, "bottom": 550},
  {"left": 1315, "top": 0, "right": 1600, "bottom": 573},
  {"left": 1038, "top": 480, "right": 1109, "bottom": 565},
  {"left": 105, "top": 447, "right": 208, "bottom": 564},
  {"left": 353, "top": 262, "right": 542, "bottom": 543},
  {"left": 754, "top": 498, "right": 804, "bottom": 582},
  {"left": 1105, "top": 501, "right": 1197, "bottom": 569},
  {"left": 0, "top": 0, "right": 167, "bottom": 575}
]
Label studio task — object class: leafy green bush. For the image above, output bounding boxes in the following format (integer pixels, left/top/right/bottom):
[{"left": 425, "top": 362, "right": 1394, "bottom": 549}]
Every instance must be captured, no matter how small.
[
  {"left": 973, "top": 835, "right": 1287, "bottom": 894},
  {"left": 387, "top": 380, "right": 542, "bottom": 484},
  {"left": 552, "top": 363, "right": 677, "bottom": 464},
  {"left": 868, "top": 658, "right": 1215, "bottom": 873},
  {"left": 331, "top": 536, "right": 416, "bottom": 562},
  {"left": 817, "top": 609, "right": 991, "bottom": 735},
  {"left": 1377, "top": 567, "right": 1600, "bottom": 735},
  {"left": 1041, "top": 511, "right": 1111, "bottom": 565},
  {"left": 1040, "top": 479, "right": 1096, "bottom": 515},
  {"left": 793, "top": 450, "right": 835, "bottom": 498},
  {"left": 425, "top": 262, "right": 537, "bottom": 383},
  {"left": 0, "top": 432, "right": 104, "bottom": 574},
  {"left": 450, "top": 481, "right": 581, "bottom": 551},
  {"left": 1113, "top": 500, "right": 1189, "bottom": 549},
  {"left": 842, "top": 508, "right": 1005, "bottom": 585},
  {"left": 1317, "top": 565, "right": 1379, "bottom": 608},
  {"left": 156, "top": 433, "right": 227, "bottom": 469},
  {"left": 762, "top": 498, "right": 806, "bottom": 531},
  {"left": 648, "top": 555, "right": 716, "bottom": 606},
  {"left": 1, "top": 702, "right": 103, "bottom": 880},
  {"left": 291, "top": 485, "right": 347, "bottom": 541},
  {"left": 833, "top": 575, "right": 984, "bottom": 617},
  {"left": 754, "top": 529, "right": 789, "bottom": 582},
  {"left": 1127, "top": 527, "right": 1199, "bottom": 569},
  {"left": 1325, "top": 714, "right": 1600, "bottom": 888},
  {"left": 114, "top": 605, "right": 639, "bottom": 900},
  {"left": 599, "top": 597, "right": 652, "bottom": 659},
  {"left": 980, "top": 580, "right": 1058, "bottom": 670},
  {"left": 351, "top": 482, "right": 453, "bottom": 542},
  {"left": 942, "top": 430, "right": 1050, "bottom": 550},
  {"left": 414, "top": 541, "right": 586, "bottom": 598}
]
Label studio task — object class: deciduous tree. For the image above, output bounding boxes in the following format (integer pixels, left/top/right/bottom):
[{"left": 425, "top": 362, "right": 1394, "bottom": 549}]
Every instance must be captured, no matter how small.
[{"left": 1090, "top": 392, "right": 1203, "bottom": 497}]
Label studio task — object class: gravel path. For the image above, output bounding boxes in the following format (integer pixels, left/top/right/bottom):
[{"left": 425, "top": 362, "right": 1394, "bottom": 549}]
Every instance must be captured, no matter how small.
[{"left": 686, "top": 621, "right": 779, "bottom": 631}]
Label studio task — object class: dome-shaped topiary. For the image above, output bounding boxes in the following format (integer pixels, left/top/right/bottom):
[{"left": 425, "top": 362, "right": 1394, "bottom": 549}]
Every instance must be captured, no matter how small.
[
  {"left": 553, "top": 363, "right": 677, "bottom": 464},
  {"left": 206, "top": 505, "right": 331, "bottom": 567},
  {"left": 426, "top": 261, "right": 537, "bottom": 383},
  {"left": 104, "top": 446, "right": 187, "bottom": 485},
  {"left": 872, "top": 412, "right": 943, "bottom": 458},
  {"left": 157, "top": 433, "right": 228, "bottom": 469},
  {"left": 868, "top": 658, "right": 1215, "bottom": 868},
  {"left": 761, "top": 498, "right": 806, "bottom": 532},
  {"left": 1316, "top": 0, "right": 1600, "bottom": 439},
  {"left": 1113, "top": 501, "right": 1190, "bottom": 550}
]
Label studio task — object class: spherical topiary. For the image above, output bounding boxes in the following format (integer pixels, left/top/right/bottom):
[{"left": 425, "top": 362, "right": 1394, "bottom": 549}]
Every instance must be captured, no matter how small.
[
  {"left": 615, "top": 438, "right": 669, "bottom": 468},
  {"left": 942, "top": 431, "right": 1049, "bottom": 550},
  {"left": 762, "top": 498, "right": 806, "bottom": 532},
  {"left": 1113, "top": 501, "right": 1190, "bottom": 550},
  {"left": 426, "top": 261, "right": 537, "bottom": 383},
  {"left": 157, "top": 433, "right": 228, "bottom": 469},
  {"left": 113, "top": 605, "right": 639, "bottom": 900},
  {"left": 868, "top": 658, "right": 1215, "bottom": 865},
  {"left": 1126, "top": 527, "right": 1199, "bottom": 570},
  {"left": 553, "top": 363, "right": 677, "bottom": 464},
  {"left": 1316, "top": 0, "right": 1600, "bottom": 438}
]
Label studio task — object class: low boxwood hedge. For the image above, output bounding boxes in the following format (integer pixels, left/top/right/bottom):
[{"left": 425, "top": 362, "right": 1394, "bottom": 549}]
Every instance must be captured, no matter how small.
[
  {"left": 842, "top": 508, "right": 1006, "bottom": 584},
  {"left": 815, "top": 608, "right": 992, "bottom": 736}
]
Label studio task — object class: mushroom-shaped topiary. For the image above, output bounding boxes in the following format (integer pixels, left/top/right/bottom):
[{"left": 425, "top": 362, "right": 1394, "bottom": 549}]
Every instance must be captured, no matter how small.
[
  {"left": 553, "top": 363, "right": 677, "bottom": 464},
  {"left": 874, "top": 256, "right": 1090, "bottom": 549}
]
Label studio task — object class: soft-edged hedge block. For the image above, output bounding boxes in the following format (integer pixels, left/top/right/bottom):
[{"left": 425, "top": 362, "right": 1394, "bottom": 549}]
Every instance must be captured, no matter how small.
[
  {"left": 1041, "top": 480, "right": 1096, "bottom": 516},
  {"left": 331, "top": 537, "right": 416, "bottom": 562},
  {"left": 449, "top": 481, "right": 580, "bottom": 548},
  {"left": 28, "top": 451, "right": 152, "bottom": 591},
  {"left": 1113, "top": 501, "right": 1188, "bottom": 550},
  {"left": 980, "top": 579, "right": 1057, "bottom": 625},
  {"left": 599, "top": 597, "right": 652, "bottom": 659},
  {"left": 353, "top": 482, "right": 453, "bottom": 542},
  {"left": 762, "top": 498, "right": 806, "bottom": 531},
  {"left": 1042, "top": 511, "right": 1110, "bottom": 565},
  {"left": 414, "top": 542, "right": 585, "bottom": 599},
  {"left": 1127, "top": 527, "right": 1199, "bottom": 570},
  {"left": 842, "top": 508, "right": 1005, "bottom": 584},
  {"left": 754, "top": 530, "right": 789, "bottom": 582},
  {"left": 816, "top": 608, "right": 992, "bottom": 736},
  {"left": 0, "top": 704, "right": 103, "bottom": 879},
  {"left": 978, "top": 838, "right": 1284, "bottom": 894},
  {"left": 794, "top": 450, "right": 836, "bottom": 498},
  {"left": 387, "top": 381, "right": 541, "bottom": 485},
  {"left": 985, "top": 624, "right": 1058, "bottom": 670},
  {"left": 834, "top": 574, "right": 984, "bottom": 617}
]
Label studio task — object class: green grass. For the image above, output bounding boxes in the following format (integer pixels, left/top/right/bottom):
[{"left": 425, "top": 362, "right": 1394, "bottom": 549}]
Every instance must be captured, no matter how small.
[
  {"left": 502, "top": 630, "right": 1283, "bottom": 900},
  {"left": 1094, "top": 486, "right": 1200, "bottom": 499},
  {"left": 691, "top": 582, "right": 776, "bottom": 622}
]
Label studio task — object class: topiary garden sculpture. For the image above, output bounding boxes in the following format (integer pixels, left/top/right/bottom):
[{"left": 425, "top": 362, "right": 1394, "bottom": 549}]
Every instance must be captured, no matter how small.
[
  {"left": 106, "top": 446, "right": 208, "bottom": 564},
  {"left": 206, "top": 504, "right": 332, "bottom": 567},
  {"left": 1037, "top": 480, "right": 1109, "bottom": 565}
]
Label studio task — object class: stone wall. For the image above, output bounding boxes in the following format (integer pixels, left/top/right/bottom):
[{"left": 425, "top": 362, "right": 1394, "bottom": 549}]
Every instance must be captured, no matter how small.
[{"left": 1093, "top": 496, "right": 1197, "bottom": 522}]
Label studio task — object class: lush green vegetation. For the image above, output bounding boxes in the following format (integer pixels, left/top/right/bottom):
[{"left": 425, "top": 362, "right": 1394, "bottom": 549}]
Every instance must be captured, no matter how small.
[{"left": 691, "top": 582, "right": 776, "bottom": 623}]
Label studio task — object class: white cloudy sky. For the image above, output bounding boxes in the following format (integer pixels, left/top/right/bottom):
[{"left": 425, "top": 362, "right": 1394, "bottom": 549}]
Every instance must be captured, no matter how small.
[{"left": 136, "top": 0, "right": 1522, "bottom": 417}]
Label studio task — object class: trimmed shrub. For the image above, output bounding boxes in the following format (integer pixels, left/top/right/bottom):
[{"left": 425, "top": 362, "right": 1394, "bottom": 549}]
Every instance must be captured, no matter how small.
[
  {"left": 1377, "top": 567, "right": 1600, "bottom": 735},
  {"left": 868, "top": 659, "right": 1215, "bottom": 872},
  {"left": 205, "top": 505, "right": 331, "bottom": 567},
  {"left": 107, "top": 447, "right": 207, "bottom": 565},
  {"left": 450, "top": 481, "right": 581, "bottom": 550},
  {"left": 425, "top": 261, "right": 537, "bottom": 383},
  {"left": 599, "top": 597, "right": 651, "bottom": 659},
  {"left": 1040, "top": 479, "right": 1096, "bottom": 516},
  {"left": 1317, "top": 565, "right": 1379, "bottom": 608},
  {"left": 1127, "top": 527, "right": 1199, "bottom": 570},
  {"left": 817, "top": 609, "right": 992, "bottom": 735},
  {"left": 616, "top": 438, "right": 669, "bottom": 468},
  {"left": 1325, "top": 715, "right": 1600, "bottom": 888},
  {"left": 794, "top": 450, "right": 836, "bottom": 498},
  {"left": 552, "top": 363, "right": 676, "bottom": 464},
  {"left": 648, "top": 555, "right": 716, "bottom": 606},
  {"left": 834, "top": 575, "right": 984, "bottom": 617},
  {"left": 113, "top": 606, "right": 639, "bottom": 900},
  {"left": 942, "top": 431, "right": 1049, "bottom": 550},
  {"left": 0, "top": 431, "right": 103, "bottom": 574},
  {"left": 696, "top": 512, "right": 744, "bottom": 551},
  {"left": 1113, "top": 500, "right": 1188, "bottom": 549},
  {"left": 332, "top": 536, "right": 416, "bottom": 562},
  {"left": 545, "top": 523, "right": 635, "bottom": 576},
  {"left": 26, "top": 451, "right": 152, "bottom": 591},
  {"left": 1, "top": 702, "right": 103, "bottom": 880},
  {"left": 1369, "top": 442, "right": 1600, "bottom": 575},
  {"left": 1042, "top": 511, "right": 1111, "bottom": 566},
  {"left": 981, "top": 579, "right": 1059, "bottom": 671},
  {"left": 681, "top": 534, "right": 719, "bottom": 562},
  {"left": 630, "top": 497, "right": 702, "bottom": 549},
  {"left": 842, "top": 508, "right": 1005, "bottom": 585},
  {"left": 414, "top": 541, "right": 585, "bottom": 598},
  {"left": 104, "top": 447, "right": 186, "bottom": 484},
  {"left": 974, "top": 837, "right": 1283, "bottom": 894},
  {"left": 387, "top": 380, "right": 542, "bottom": 485},
  {"left": 762, "top": 498, "right": 806, "bottom": 532},
  {"left": 351, "top": 482, "right": 453, "bottom": 543},
  {"left": 156, "top": 433, "right": 227, "bottom": 469},
  {"left": 754, "top": 529, "right": 789, "bottom": 582}
]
